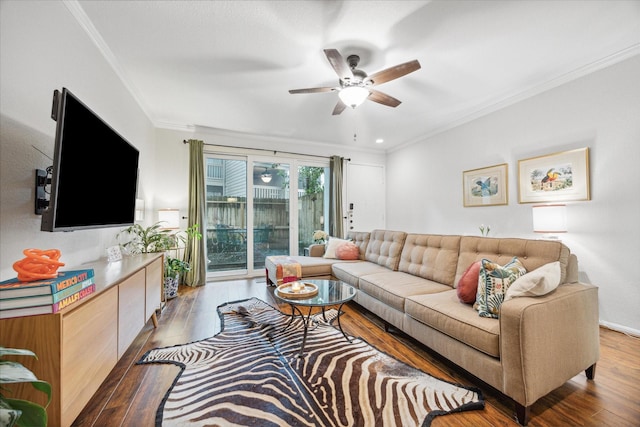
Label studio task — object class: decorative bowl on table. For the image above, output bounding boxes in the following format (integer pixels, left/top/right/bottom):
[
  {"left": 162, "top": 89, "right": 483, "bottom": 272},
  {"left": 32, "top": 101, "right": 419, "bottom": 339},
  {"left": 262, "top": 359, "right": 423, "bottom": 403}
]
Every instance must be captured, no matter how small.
[{"left": 276, "top": 281, "right": 319, "bottom": 298}]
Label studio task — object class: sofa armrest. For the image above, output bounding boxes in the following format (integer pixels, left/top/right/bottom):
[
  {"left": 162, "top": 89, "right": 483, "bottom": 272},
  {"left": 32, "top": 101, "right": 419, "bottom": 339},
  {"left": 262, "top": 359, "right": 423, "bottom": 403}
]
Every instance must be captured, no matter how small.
[
  {"left": 499, "top": 282, "right": 600, "bottom": 407},
  {"left": 307, "top": 244, "right": 326, "bottom": 257}
]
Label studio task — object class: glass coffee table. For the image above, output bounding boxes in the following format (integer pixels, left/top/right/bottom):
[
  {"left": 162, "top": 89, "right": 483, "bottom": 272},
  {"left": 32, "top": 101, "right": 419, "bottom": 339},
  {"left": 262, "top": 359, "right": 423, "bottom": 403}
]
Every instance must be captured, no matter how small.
[{"left": 274, "top": 279, "right": 356, "bottom": 356}]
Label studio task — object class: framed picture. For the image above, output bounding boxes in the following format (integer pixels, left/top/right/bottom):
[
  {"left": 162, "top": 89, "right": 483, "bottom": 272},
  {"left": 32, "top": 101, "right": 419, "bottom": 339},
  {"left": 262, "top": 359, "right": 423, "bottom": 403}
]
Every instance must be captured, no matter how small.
[
  {"left": 518, "top": 147, "right": 590, "bottom": 203},
  {"left": 462, "top": 163, "right": 508, "bottom": 207},
  {"left": 107, "top": 245, "right": 123, "bottom": 262}
]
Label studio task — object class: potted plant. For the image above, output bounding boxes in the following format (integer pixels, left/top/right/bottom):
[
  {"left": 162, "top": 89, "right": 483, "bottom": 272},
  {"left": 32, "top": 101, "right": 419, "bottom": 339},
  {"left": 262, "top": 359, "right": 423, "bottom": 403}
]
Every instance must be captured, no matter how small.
[
  {"left": 312, "top": 229, "right": 328, "bottom": 244},
  {"left": 163, "top": 258, "right": 190, "bottom": 299},
  {"left": 117, "top": 222, "right": 176, "bottom": 254},
  {"left": 0, "top": 347, "right": 51, "bottom": 427},
  {"left": 118, "top": 222, "right": 202, "bottom": 297}
]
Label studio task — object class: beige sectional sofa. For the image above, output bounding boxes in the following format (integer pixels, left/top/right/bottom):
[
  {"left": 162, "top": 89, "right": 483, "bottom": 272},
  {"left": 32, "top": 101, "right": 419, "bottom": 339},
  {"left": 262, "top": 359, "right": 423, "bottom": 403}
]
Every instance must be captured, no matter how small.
[{"left": 265, "top": 229, "right": 600, "bottom": 425}]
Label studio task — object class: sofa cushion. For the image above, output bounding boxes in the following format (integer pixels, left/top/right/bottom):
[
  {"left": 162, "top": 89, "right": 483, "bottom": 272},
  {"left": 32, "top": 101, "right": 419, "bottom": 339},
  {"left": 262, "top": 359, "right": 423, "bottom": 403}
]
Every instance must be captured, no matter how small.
[
  {"left": 405, "top": 290, "right": 501, "bottom": 358},
  {"left": 265, "top": 255, "right": 342, "bottom": 284},
  {"left": 345, "top": 231, "right": 371, "bottom": 260},
  {"left": 324, "top": 237, "right": 350, "bottom": 259},
  {"left": 457, "top": 261, "right": 481, "bottom": 304},
  {"left": 331, "top": 261, "right": 388, "bottom": 288},
  {"left": 358, "top": 271, "right": 451, "bottom": 312},
  {"left": 398, "top": 234, "right": 461, "bottom": 286},
  {"left": 476, "top": 257, "right": 527, "bottom": 318},
  {"left": 364, "top": 230, "right": 407, "bottom": 270},
  {"left": 505, "top": 261, "right": 561, "bottom": 301},
  {"left": 455, "top": 236, "right": 570, "bottom": 287},
  {"left": 336, "top": 241, "right": 360, "bottom": 260}
]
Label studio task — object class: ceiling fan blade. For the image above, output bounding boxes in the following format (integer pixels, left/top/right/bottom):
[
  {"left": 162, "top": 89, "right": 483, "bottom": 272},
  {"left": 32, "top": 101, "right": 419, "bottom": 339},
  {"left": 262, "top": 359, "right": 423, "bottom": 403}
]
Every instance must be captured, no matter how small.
[
  {"left": 332, "top": 99, "right": 347, "bottom": 115},
  {"left": 289, "top": 87, "right": 336, "bottom": 94},
  {"left": 368, "top": 89, "right": 401, "bottom": 107},
  {"left": 324, "top": 49, "right": 354, "bottom": 81},
  {"left": 366, "top": 60, "right": 421, "bottom": 86}
]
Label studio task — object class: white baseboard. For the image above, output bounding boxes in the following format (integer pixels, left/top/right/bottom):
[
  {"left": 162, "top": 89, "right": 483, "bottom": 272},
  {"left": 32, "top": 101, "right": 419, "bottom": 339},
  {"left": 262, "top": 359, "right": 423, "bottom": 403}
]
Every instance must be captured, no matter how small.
[{"left": 600, "top": 321, "right": 640, "bottom": 338}]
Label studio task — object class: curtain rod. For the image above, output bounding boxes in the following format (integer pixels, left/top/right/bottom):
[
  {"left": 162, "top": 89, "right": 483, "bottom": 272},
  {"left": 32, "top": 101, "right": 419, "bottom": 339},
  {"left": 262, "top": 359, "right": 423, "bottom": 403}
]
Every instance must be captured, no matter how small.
[{"left": 182, "top": 139, "right": 350, "bottom": 161}]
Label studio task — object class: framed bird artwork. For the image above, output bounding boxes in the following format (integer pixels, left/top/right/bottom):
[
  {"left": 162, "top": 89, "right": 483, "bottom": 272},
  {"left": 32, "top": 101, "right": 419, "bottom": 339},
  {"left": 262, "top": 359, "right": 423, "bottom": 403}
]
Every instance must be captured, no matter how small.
[
  {"left": 463, "top": 163, "right": 508, "bottom": 207},
  {"left": 518, "top": 147, "right": 590, "bottom": 203}
]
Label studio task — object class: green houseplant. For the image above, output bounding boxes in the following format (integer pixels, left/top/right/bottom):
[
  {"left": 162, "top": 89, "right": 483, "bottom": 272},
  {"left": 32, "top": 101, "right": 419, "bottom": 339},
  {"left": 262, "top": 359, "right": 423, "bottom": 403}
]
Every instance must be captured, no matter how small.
[
  {"left": 117, "top": 222, "right": 176, "bottom": 254},
  {"left": 164, "top": 258, "right": 190, "bottom": 299},
  {"left": 118, "top": 222, "right": 202, "bottom": 298},
  {"left": 0, "top": 347, "right": 51, "bottom": 427}
]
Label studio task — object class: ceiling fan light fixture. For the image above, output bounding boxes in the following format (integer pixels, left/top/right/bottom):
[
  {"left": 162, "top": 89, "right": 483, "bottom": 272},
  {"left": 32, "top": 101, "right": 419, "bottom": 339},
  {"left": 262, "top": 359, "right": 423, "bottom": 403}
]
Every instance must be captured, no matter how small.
[{"left": 339, "top": 86, "right": 370, "bottom": 108}]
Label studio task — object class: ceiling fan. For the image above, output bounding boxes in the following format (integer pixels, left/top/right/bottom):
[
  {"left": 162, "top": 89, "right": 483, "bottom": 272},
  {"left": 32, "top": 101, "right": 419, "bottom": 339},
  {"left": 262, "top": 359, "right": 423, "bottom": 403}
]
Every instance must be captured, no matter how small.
[{"left": 289, "top": 49, "right": 421, "bottom": 115}]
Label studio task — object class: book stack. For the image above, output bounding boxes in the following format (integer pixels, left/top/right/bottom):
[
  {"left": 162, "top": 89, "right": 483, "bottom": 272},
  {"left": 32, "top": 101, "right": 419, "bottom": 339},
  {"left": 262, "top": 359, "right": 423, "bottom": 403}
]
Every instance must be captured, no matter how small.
[{"left": 0, "top": 269, "right": 96, "bottom": 319}]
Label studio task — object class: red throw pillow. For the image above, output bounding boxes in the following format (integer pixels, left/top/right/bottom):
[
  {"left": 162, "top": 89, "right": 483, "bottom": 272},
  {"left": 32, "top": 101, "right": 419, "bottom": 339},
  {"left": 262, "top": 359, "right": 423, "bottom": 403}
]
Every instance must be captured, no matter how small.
[
  {"left": 457, "top": 261, "right": 481, "bottom": 304},
  {"left": 335, "top": 241, "right": 359, "bottom": 260}
]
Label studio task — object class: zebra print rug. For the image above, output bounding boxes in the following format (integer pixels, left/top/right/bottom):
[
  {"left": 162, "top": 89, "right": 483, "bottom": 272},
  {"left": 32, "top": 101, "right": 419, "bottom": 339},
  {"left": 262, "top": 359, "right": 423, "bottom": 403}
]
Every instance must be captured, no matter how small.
[{"left": 138, "top": 297, "right": 484, "bottom": 426}]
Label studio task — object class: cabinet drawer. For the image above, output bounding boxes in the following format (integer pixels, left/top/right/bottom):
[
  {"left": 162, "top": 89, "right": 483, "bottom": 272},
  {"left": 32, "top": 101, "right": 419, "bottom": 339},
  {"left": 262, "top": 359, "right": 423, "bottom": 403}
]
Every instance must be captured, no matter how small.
[
  {"left": 118, "top": 269, "right": 146, "bottom": 358},
  {"left": 61, "top": 286, "right": 118, "bottom": 426},
  {"left": 145, "top": 257, "right": 162, "bottom": 320}
]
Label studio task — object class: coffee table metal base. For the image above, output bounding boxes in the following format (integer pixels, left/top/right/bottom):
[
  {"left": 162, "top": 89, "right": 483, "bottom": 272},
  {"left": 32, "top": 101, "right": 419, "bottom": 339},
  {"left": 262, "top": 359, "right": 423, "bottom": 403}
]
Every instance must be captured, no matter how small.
[{"left": 282, "top": 303, "right": 352, "bottom": 357}]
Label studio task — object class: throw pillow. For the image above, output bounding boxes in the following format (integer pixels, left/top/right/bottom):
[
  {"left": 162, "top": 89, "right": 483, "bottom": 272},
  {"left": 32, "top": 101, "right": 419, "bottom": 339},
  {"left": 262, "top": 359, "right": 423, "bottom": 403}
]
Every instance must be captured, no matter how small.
[
  {"left": 323, "top": 237, "right": 350, "bottom": 259},
  {"left": 476, "top": 257, "right": 527, "bottom": 318},
  {"left": 457, "top": 261, "right": 481, "bottom": 304},
  {"left": 504, "top": 261, "right": 561, "bottom": 301},
  {"left": 335, "top": 241, "right": 360, "bottom": 260}
]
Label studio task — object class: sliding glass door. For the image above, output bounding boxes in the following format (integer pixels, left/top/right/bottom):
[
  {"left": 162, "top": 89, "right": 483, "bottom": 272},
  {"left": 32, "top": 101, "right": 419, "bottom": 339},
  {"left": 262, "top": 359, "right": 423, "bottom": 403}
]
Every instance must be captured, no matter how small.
[
  {"left": 297, "top": 164, "right": 329, "bottom": 255},
  {"left": 252, "top": 161, "right": 290, "bottom": 270},
  {"left": 204, "top": 153, "right": 329, "bottom": 278},
  {"left": 205, "top": 156, "right": 248, "bottom": 274}
]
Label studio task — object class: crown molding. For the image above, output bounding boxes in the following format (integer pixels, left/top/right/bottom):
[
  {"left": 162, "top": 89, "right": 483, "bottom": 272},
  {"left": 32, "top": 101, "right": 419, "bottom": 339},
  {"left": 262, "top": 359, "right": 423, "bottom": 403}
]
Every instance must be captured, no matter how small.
[
  {"left": 390, "top": 44, "right": 640, "bottom": 153},
  {"left": 63, "top": 0, "right": 157, "bottom": 124}
]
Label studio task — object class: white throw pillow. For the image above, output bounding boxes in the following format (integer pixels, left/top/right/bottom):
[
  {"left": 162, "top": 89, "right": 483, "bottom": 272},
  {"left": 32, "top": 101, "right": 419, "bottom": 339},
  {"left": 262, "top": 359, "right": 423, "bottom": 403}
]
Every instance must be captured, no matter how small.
[
  {"left": 504, "top": 261, "right": 561, "bottom": 301},
  {"left": 323, "top": 237, "right": 349, "bottom": 259}
]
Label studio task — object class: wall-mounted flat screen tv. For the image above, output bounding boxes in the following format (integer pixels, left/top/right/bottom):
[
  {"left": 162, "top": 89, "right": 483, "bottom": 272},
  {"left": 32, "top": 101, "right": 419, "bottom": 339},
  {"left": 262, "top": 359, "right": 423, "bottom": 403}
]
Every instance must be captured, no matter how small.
[{"left": 41, "top": 88, "right": 139, "bottom": 232}]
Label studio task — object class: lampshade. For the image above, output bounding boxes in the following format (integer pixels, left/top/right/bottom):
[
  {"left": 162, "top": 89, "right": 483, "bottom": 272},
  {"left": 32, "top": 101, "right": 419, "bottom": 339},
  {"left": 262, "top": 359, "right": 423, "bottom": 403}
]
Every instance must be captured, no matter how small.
[
  {"left": 134, "top": 198, "right": 145, "bottom": 221},
  {"left": 532, "top": 204, "right": 567, "bottom": 233},
  {"left": 338, "top": 86, "right": 370, "bottom": 108},
  {"left": 158, "top": 209, "right": 180, "bottom": 229}
]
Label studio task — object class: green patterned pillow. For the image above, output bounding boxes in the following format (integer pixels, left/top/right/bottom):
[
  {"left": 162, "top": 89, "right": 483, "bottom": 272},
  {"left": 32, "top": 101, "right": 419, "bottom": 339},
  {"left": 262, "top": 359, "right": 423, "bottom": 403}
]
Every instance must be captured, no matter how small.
[{"left": 476, "top": 257, "right": 527, "bottom": 318}]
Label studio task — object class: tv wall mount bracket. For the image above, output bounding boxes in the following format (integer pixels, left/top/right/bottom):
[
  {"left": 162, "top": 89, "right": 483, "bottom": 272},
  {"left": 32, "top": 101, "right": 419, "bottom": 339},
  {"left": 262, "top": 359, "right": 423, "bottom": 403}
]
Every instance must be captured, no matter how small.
[{"left": 35, "top": 167, "right": 52, "bottom": 215}]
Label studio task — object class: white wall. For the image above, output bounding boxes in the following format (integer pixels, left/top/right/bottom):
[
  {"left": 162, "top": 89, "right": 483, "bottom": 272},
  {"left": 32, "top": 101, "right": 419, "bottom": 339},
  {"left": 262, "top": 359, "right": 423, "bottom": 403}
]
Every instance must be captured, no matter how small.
[
  {"left": 0, "top": 1, "right": 157, "bottom": 279},
  {"left": 387, "top": 55, "right": 640, "bottom": 333}
]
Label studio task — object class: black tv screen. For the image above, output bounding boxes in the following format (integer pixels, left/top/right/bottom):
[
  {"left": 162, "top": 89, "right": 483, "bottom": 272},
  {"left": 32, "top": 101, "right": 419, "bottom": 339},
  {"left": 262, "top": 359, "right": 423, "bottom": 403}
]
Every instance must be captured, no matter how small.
[{"left": 41, "top": 88, "right": 139, "bottom": 232}]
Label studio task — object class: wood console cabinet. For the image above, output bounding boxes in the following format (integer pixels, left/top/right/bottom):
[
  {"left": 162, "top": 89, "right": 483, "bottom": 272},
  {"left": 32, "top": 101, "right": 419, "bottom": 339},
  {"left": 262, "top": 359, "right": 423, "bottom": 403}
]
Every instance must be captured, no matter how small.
[{"left": 0, "top": 253, "right": 163, "bottom": 427}]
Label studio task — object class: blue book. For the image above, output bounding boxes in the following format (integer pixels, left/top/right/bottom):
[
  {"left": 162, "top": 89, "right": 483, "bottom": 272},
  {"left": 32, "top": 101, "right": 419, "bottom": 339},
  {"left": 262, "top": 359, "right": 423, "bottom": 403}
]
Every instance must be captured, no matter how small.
[
  {"left": 0, "top": 269, "right": 95, "bottom": 299},
  {"left": 0, "top": 277, "right": 95, "bottom": 309}
]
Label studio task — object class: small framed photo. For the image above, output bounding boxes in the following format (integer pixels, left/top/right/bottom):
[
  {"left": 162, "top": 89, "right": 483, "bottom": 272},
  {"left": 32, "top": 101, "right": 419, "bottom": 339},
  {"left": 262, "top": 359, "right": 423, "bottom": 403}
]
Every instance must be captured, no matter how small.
[
  {"left": 462, "top": 163, "right": 508, "bottom": 207},
  {"left": 518, "top": 147, "right": 590, "bottom": 203},
  {"left": 107, "top": 245, "right": 123, "bottom": 262}
]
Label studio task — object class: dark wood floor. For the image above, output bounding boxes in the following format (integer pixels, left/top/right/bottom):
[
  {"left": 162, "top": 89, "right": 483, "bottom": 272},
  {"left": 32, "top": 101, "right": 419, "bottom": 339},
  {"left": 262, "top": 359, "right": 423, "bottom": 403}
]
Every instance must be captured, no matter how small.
[{"left": 72, "top": 278, "right": 640, "bottom": 427}]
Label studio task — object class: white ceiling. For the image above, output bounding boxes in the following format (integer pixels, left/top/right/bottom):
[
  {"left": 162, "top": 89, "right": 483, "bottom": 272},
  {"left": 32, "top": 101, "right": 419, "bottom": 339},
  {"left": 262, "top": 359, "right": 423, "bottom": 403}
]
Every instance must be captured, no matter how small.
[{"left": 72, "top": 0, "right": 640, "bottom": 152}]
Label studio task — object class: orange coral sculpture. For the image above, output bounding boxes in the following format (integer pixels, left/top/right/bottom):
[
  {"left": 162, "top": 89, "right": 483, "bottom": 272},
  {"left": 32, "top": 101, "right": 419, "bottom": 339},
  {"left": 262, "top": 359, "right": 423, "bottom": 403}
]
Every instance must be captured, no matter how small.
[{"left": 12, "top": 248, "right": 65, "bottom": 282}]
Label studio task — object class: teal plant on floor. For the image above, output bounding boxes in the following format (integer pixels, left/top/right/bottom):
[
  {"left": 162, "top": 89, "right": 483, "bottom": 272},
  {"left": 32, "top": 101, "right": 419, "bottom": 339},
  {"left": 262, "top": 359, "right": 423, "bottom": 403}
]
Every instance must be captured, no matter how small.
[{"left": 0, "top": 347, "right": 51, "bottom": 427}]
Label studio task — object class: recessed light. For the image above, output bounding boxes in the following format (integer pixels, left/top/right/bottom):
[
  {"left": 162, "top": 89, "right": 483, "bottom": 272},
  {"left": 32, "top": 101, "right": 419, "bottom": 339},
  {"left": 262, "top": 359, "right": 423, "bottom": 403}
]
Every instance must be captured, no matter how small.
[{"left": 375, "top": 138, "right": 384, "bottom": 144}]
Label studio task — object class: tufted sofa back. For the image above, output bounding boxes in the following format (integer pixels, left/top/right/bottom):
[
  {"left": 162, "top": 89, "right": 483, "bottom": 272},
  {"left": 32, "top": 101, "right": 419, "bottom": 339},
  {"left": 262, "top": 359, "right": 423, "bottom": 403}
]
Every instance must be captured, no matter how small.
[
  {"left": 364, "top": 230, "right": 407, "bottom": 270},
  {"left": 399, "top": 234, "right": 461, "bottom": 286},
  {"left": 345, "top": 231, "right": 371, "bottom": 260},
  {"left": 454, "top": 236, "right": 571, "bottom": 287}
]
